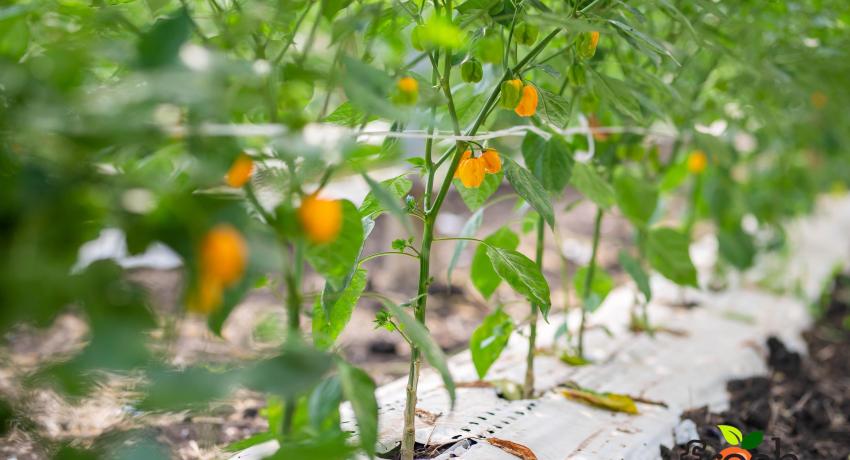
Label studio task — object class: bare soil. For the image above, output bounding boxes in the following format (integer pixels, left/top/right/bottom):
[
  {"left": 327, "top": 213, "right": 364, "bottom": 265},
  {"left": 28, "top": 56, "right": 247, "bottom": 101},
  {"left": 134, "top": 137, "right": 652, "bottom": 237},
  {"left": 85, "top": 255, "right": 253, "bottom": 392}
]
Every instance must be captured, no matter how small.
[{"left": 662, "top": 274, "right": 850, "bottom": 460}]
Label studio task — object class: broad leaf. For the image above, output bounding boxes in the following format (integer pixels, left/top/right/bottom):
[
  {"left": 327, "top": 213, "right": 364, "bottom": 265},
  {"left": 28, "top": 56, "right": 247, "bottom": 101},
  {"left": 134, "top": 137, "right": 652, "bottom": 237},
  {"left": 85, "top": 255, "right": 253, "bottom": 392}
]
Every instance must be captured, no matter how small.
[
  {"left": 571, "top": 162, "right": 615, "bottom": 209},
  {"left": 312, "top": 268, "right": 367, "bottom": 349},
  {"left": 469, "top": 309, "right": 514, "bottom": 379},
  {"left": 646, "top": 227, "right": 698, "bottom": 287},
  {"left": 308, "top": 376, "right": 343, "bottom": 430},
  {"left": 717, "top": 225, "right": 756, "bottom": 270},
  {"left": 454, "top": 171, "right": 502, "bottom": 211},
  {"left": 383, "top": 301, "right": 456, "bottom": 406},
  {"left": 613, "top": 168, "right": 658, "bottom": 228},
  {"left": 573, "top": 266, "right": 614, "bottom": 312},
  {"left": 504, "top": 158, "right": 554, "bottom": 229},
  {"left": 521, "top": 132, "right": 574, "bottom": 193},
  {"left": 618, "top": 250, "right": 652, "bottom": 302},
  {"left": 471, "top": 227, "right": 519, "bottom": 299},
  {"left": 338, "top": 363, "right": 378, "bottom": 458},
  {"left": 360, "top": 173, "right": 413, "bottom": 235},
  {"left": 305, "top": 200, "right": 365, "bottom": 289},
  {"left": 486, "top": 247, "right": 551, "bottom": 317}
]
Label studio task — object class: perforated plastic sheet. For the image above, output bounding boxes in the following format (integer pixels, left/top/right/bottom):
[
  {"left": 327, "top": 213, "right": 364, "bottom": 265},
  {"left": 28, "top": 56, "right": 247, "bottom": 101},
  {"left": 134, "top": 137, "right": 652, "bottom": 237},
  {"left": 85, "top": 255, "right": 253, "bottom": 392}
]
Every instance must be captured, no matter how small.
[{"left": 233, "top": 195, "right": 850, "bottom": 460}]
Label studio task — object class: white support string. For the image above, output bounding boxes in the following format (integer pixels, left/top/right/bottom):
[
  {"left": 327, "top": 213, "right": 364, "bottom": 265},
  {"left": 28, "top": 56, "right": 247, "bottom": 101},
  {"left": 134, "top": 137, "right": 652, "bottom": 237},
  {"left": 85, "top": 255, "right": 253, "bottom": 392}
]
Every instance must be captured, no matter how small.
[{"left": 166, "top": 120, "right": 675, "bottom": 142}]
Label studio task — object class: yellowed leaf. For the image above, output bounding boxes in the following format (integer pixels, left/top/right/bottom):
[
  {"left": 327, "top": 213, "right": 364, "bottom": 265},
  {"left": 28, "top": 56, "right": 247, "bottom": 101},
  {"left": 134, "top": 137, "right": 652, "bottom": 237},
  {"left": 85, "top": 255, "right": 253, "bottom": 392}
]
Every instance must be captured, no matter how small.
[{"left": 560, "top": 387, "right": 639, "bottom": 414}]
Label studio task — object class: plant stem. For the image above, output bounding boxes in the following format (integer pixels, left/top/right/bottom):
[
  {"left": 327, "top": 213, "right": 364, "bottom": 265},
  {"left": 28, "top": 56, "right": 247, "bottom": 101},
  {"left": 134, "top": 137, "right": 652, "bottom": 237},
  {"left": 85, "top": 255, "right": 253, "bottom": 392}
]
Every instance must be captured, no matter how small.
[
  {"left": 400, "top": 25, "right": 562, "bottom": 460},
  {"left": 523, "top": 215, "right": 545, "bottom": 398},
  {"left": 281, "top": 242, "right": 303, "bottom": 436},
  {"left": 578, "top": 207, "right": 603, "bottom": 357}
]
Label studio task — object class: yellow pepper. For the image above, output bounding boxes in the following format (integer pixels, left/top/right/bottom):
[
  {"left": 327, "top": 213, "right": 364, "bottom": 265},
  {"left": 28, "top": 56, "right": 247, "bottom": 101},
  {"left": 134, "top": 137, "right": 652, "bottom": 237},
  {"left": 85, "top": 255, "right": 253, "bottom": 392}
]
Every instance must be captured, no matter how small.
[
  {"left": 298, "top": 194, "right": 343, "bottom": 244},
  {"left": 226, "top": 154, "right": 254, "bottom": 188},
  {"left": 687, "top": 150, "right": 708, "bottom": 174},
  {"left": 514, "top": 84, "right": 538, "bottom": 117}
]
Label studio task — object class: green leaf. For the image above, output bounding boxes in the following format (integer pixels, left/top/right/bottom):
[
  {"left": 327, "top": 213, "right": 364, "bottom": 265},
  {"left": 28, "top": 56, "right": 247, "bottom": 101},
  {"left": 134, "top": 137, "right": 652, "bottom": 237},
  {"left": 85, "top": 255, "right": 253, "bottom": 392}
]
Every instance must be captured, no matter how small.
[
  {"left": 360, "top": 173, "right": 413, "bottom": 235},
  {"left": 660, "top": 160, "right": 688, "bottom": 192},
  {"left": 338, "top": 363, "right": 378, "bottom": 458},
  {"left": 324, "top": 102, "right": 372, "bottom": 126},
  {"left": 383, "top": 301, "right": 455, "bottom": 406},
  {"left": 521, "top": 132, "right": 574, "bottom": 193},
  {"left": 454, "top": 171, "right": 502, "bottom": 211},
  {"left": 469, "top": 309, "right": 514, "bottom": 379},
  {"left": 447, "top": 207, "right": 484, "bottom": 282},
  {"left": 0, "top": 15, "right": 29, "bottom": 60},
  {"left": 225, "top": 432, "right": 276, "bottom": 453},
  {"left": 646, "top": 227, "right": 698, "bottom": 287},
  {"left": 717, "top": 225, "right": 756, "bottom": 270},
  {"left": 456, "top": 0, "right": 500, "bottom": 13},
  {"left": 608, "top": 19, "right": 680, "bottom": 65},
  {"left": 503, "top": 158, "right": 554, "bottom": 229},
  {"left": 537, "top": 88, "right": 572, "bottom": 127},
  {"left": 741, "top": 431, "right": 764, "bottom": 450},
  {"left": 717, "top": 424, "right": 743, "bottom": 446},
  {"left": 571, "top": 162, "right": 616, "bottom": 209},
  {"left": 486, "top": 246, "right": 551, "bottom": 317},
  {"left": 322, "top": 0, "right": 354, "bottom": 21},
  {"left": 613, "top": 168, "right": 658, "bottom": 228},
  {"left": 312, "top": 268, "right": 367, "bottom": 349},
  {"left": 591, "top": 71, "right": 643, "bottom": 121},
  {"left": 305, "top": 200, "right": 365, "bottom": 289},
  {"left": 341, "top": 57, "right": 402, "bottom": 119},
  {"left": 471, "top": 227, "right": 519, "bottom": 299},
  {"left": 618, "top": 250, "right": 652, "bottom": 302},
  {"left": 137, "top": 8, "right": 191, "bottom": 68},
  {"left": 308, "top": 376, "right": 343, "bottom": 430}
]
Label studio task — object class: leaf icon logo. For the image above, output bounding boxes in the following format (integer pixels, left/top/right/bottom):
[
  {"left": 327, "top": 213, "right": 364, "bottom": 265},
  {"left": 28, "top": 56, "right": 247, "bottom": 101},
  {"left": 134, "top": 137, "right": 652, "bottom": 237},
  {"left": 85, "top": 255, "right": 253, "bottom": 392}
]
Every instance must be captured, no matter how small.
[{"left": 718, "top": 425, "right": 744, "bottom": 446}]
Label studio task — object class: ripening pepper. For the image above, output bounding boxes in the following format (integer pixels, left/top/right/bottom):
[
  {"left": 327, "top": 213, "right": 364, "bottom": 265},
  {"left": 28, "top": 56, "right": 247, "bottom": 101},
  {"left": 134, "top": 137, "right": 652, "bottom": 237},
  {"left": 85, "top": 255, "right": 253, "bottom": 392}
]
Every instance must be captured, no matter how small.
[
  {"left": 481, "top": 149, "right": 501, "bottom": 173},
  {"left": 298, "top": 194, "right": 343, "bottom": 244},
  {"left": 514, "top": 22, "right": 539, "bottom": 46},
  {"left": 200, "top": 224, "right": 248, "bottom": 285},
  {"left": 395, "top": 76, "right": 419, "bottom": 105},
  {"left": 578, "top": 31, "right": 600, "bottom": 59},
  {"left": 190, "top": 224, "right": 248, "bottom": 314},
  {"left": 456, "top": 156, "right": 486, "bottom": 188},
  {"left": 226, "top": 154, "right": 254, "bottom": 188},
  {"left": 514, "top": 84, "right": 538, "bottom": 117},
  {"left": 499, "top": 79, "right": 523, "bottom": 109},
  {"left": 687, "top": 150, "right": 708, "bottom": 174},
  {"left": 461, "top": 59, "right": 483, "bottom": 83}
]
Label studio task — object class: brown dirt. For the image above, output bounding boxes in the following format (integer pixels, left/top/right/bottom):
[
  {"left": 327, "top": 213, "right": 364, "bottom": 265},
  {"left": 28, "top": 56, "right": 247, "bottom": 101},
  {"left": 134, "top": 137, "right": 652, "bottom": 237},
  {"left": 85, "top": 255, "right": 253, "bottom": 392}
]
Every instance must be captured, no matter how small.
[{"left": 662, "top": 274, "right": 850, "bottom": 460}]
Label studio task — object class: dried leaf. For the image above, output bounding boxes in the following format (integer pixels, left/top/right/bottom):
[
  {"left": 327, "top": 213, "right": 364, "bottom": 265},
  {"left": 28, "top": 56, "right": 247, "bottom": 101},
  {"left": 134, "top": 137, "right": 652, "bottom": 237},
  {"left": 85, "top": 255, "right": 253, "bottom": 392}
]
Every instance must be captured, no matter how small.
[
  {"left": 560, "top": 387, "right": 639, "bottom": 414},
  {"left": 485, "top": 438, "right": 538, "bottom": 460}
]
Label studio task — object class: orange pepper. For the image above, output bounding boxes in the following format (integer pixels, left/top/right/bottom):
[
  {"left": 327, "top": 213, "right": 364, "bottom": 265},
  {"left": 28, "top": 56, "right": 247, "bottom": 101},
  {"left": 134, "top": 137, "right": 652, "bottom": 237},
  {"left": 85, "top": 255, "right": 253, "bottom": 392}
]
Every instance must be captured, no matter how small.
[
  {"left": 226, "top": 154, "right": 254, "bottom": 188},
  {"left": 189, "top": 275, "right": 224, "bottom": 314},
  {"left": 454, "top": 150, "right": 473, "bottom": 178},
  {"left": 514, "top": 84, "right": 538, "bottom": 117},
  {"left": 481, "top": 149, "right": 501, "bottom": 174},
  {"left": 457, "top": 157, "right": 486, "bottom": 188},
  {"left": 298, "top": 194, "right": 343, "bottom": 244},
  {"left": 200, "top": 224, "right": 248, "bottom": 285},
  {"left": 687, "top": 150, "right": 708, "bottom": 174}
]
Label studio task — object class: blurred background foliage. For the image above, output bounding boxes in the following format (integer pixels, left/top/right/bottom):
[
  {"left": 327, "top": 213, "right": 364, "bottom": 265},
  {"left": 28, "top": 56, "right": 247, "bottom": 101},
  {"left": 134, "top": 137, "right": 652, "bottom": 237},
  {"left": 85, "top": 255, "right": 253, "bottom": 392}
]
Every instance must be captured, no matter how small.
[{"left": 1, "top": 0, "right": 849, "bottom": 457}]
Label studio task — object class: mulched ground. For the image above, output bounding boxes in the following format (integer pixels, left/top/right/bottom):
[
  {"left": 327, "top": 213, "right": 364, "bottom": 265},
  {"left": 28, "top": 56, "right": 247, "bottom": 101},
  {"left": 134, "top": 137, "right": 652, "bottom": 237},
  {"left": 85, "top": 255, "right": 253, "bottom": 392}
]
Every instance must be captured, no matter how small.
[{"left": 663, "top": 274, "right": 850, "bottom": 460}]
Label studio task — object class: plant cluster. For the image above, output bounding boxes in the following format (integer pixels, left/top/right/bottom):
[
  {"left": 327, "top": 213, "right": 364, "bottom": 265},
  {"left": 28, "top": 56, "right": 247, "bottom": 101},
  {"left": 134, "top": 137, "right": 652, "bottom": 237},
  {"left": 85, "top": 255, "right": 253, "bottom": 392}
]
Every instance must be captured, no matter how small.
[{"left": 0, "top": 0, "right": 848, "bottom": 459}]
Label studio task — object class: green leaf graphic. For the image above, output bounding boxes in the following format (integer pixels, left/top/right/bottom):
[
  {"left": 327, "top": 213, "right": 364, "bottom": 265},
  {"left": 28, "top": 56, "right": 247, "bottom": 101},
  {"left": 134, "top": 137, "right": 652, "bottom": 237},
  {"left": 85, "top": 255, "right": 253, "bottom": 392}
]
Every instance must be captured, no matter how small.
[
  {"left": 718, "top": 424, "right": 743, "bottom": 446},
  {"left": 741, "top": 431, "right": 764, "bottom": 450}
]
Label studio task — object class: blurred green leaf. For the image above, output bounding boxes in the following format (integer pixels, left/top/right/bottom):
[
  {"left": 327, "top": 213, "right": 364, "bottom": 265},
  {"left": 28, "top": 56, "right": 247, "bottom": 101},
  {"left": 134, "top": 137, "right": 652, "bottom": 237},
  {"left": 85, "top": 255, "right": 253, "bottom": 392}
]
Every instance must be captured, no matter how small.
[{"left": 469, "top": 309, "right": 514, "bottom": 379}]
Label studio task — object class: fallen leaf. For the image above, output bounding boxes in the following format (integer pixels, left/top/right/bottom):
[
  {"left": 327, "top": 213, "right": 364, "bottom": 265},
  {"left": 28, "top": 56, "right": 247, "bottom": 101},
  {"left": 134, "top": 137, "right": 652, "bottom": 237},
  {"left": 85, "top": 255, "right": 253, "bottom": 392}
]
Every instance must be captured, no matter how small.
[
  {"left": 415, "top": 408, "right": 442, "bottom": 425},
  {"left": 485, "top": 438, "right": 538, "bottom": 460},
  {"left": 456, "top": 380, "right": 493, "bottom": 388},
  {"left": 490, "top": 378, "right": 524, "bottom": 401},
  {"left": 560, "top": 387, "right": 638, "bottom": 414}
]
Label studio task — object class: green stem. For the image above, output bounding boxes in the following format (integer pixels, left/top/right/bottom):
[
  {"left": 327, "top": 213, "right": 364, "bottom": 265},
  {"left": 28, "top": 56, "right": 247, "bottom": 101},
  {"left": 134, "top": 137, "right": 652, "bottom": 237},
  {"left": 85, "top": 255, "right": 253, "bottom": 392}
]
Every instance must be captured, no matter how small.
[
  {"left": 400, "top": 25, "right": 562, "bottom": 460},
  {"left": 281, "top": 242, "right": 304, "bottom": 436},
  {"left": 578, "top": 207, "right": 603, "bottom": 357},
  {"left": 523, "top": 215, "right": 545, "bottom": 398}
]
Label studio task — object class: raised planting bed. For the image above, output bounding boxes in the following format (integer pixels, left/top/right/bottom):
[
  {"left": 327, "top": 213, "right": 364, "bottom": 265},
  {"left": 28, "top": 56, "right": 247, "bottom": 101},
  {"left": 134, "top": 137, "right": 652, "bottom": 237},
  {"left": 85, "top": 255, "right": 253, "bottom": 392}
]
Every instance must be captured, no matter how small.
[{"left": 231, "top": 197, "right": 850, "bottom": 460}]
